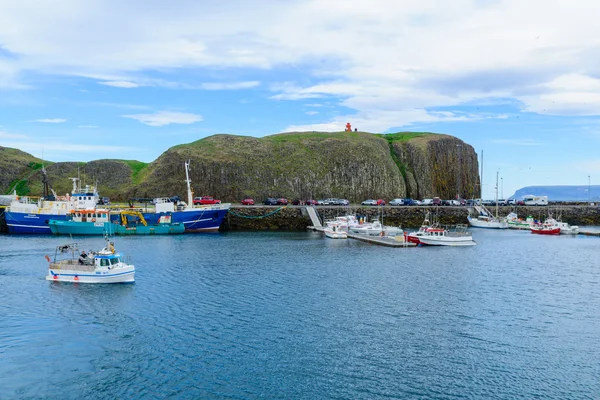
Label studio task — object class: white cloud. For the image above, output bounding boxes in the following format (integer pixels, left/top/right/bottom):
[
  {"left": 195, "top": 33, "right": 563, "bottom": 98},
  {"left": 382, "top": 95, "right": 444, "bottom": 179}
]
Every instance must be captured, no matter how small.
[
  {"left": 0, "top": 130, "right": 27, "bottom": 139},
  {"left": 122, "top": 110, "right": 203, "bottom": 127},
  {"left": 33, "top": 118, "right": 66, "bottom": 123},
  {"left": 199, "top": 81, "right": 259, "bottom": 90},
  {"left": 305, "top": 111, "right": 318, "bottom": 115},
  {"left": 77, "top": 125, "right": 98, "bottom": 128},
  {"left": 2, "top": 0, "right": 600, "bottom": 128},
  {"left": 98, "top": 80, "right": 140, "bottom": 88},
  {"left": 490, "top": 138, "right": 542, "bottom": 146}
]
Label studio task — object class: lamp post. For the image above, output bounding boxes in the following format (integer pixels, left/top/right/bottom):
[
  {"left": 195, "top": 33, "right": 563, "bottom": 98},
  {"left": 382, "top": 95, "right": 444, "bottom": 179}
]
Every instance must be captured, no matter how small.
[{"left": 456, "top": 144, "right": 462, "bottom": 200}]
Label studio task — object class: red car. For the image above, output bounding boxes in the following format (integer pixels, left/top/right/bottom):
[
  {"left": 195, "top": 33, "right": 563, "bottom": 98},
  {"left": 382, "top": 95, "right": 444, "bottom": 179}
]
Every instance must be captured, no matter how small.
[
  {"left": 193, "top": 196, "right": 221, "bottom": 205},
  {"left": 276, "top": 198, "right": 289, "bottom": 205},
  {"left": 304, "top": 199, "right": 318, "bottom": 205},
  {"left": 376, "top": 199, "right": 386, "bottom": 206},
  {"left": 241, "top": 198, "right": 255, "bottom": 205}
]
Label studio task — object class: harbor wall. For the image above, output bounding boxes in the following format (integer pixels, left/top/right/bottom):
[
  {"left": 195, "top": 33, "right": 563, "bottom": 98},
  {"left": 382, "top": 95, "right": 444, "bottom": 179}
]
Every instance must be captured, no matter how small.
[{"left": 222, "top": 205, "right": 600, "bottom": 231}]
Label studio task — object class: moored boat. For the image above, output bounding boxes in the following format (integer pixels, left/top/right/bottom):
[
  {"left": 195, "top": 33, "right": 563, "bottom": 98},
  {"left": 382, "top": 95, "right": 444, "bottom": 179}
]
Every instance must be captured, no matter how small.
[
  {"left": 506, "top": 212, "right": 535, "bottom": 230},
  {"left": 558, "top": 221, "right": 579, "bottom": 235},
  {"left": 417, "top": 224, "right": 477, "bottom": 246},
  {"left": 407, "top": 213, "right": 433, "bottom": 244},
  {"left": 530, "top": 217, "right": 561, "bottom": 235},
  {"left": 49, "top": 210, "right": 185, "bottom": 235},
  {"left": 323, "top": 223, "right": 348, "bottom": 239},
  {"left": 45, "top": 236, "right": 135, "bottom": 283},
  {"left": 349, "top": 219, "right": 403, "bottom": 236}
]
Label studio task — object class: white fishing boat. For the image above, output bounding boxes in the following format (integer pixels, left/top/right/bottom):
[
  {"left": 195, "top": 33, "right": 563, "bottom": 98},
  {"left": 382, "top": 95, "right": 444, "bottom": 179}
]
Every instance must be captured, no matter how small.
[
  {"left": 324, "top": 215, "right": 360, "bottom": 231},
  {"left": 417, "top": 225, "right": 477, "bottom": 246},
  {"left": 45, "top": 235, "right": 135, "bottom": 283},
  {"left": 323, "top": 223, "right": 348, "bottom": 239},
  {"left": 407, "top": 212, "right": 434, "bottom": 244}
]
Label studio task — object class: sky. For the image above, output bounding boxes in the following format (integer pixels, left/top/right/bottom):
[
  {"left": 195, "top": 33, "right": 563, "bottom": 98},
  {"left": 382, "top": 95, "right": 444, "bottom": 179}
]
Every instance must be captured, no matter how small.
[{"left": 1, "top": 0, "right": 599, "bottom": 199}]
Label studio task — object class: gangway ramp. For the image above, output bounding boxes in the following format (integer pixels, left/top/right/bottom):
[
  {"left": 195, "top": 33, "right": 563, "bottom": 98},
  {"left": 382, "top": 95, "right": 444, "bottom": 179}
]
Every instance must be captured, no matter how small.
[{"left": 305, "top": 206, "right": 322, "bottom": 227}]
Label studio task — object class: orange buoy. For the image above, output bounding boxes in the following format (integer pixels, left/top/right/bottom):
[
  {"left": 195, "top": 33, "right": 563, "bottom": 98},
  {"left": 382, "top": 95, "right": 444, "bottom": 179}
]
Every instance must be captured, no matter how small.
[
  {"left": 53, "top": 275, "right": 58, "bottom": 280},
  {"left": 74, "top": 276, "right": 79, "bottom": 281}
]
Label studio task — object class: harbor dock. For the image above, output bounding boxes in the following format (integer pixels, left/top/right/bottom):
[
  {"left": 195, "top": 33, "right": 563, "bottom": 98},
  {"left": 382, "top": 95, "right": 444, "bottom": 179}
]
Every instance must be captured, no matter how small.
[{"left": 308, "top": 225, "right": 417, "bottom": 247}]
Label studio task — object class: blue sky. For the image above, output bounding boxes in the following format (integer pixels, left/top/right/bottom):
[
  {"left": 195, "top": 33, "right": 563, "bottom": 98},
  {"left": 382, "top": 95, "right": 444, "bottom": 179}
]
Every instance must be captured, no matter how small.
[{"left": 1, "top": 0, "right": 599, "bottom": 199}]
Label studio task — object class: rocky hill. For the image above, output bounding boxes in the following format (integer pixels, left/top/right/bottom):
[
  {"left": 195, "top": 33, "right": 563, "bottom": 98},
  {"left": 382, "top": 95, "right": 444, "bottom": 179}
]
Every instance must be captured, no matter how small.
[{"left": 0, "top": 132, "right": 480, "bottom": 201}]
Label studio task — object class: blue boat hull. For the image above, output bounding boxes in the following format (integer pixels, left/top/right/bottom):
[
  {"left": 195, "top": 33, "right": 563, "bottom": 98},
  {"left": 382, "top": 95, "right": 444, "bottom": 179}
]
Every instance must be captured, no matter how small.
[
  {"left": 6, "top": 208, "right": 228, "bottom": 234},
  {"left": 5, "top": 211, "right": 68, "bottom": 234}
]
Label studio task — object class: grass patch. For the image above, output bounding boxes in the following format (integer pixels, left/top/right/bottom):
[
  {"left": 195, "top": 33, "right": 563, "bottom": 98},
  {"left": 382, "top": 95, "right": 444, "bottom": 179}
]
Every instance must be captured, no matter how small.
[
  {"left": 378, "top": 132, "right": 433, "bottom": 143},
  {"left": 123, "top": 160, "right": 149, "bottom": 184}
]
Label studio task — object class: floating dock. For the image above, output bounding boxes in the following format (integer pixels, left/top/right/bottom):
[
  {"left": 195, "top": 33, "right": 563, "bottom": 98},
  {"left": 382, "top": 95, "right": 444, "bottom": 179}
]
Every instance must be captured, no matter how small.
[
  {"left": 308, "top": 226, "right": 417, "bottom": 248},
  {"left": 578, "top": 229, "right": 600, "bottom": 237}
]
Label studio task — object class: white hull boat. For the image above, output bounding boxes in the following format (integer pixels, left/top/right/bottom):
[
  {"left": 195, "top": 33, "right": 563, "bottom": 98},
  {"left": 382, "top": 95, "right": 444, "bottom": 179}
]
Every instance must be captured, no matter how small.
[
  {"left": 558, "top": 221, "right": 579, "bottom": 235},
  {"left": 349, "top": 221, "right": 403, "bottom": 236},
  {"left": 45, "top": 236, "right": 135, "bottom": 283},
  {"left": 417, "top": 225, "right": 476, "bottom": 246},
  {"left": 467, "top": 215, "right": 508, "bottom": 229},
  {"left": 324, "top": 224, "right": 348, "bottom": 239}
]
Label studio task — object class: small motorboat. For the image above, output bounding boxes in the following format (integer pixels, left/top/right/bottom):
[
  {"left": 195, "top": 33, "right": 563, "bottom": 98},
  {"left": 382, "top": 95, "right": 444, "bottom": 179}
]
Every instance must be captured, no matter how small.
[
  {"left": 530, "top": 217, "right": 561, "bottom": 235},
  {"left": 324, "top": 223, "right": 348, "bottom": 239},
  {"left": 349, "top": 220, "right": 403, "bottom": 236},
  {"left": 558, "top": 221, "right": 579, "bottom": 235},
  {"left": 417, "top": 225, "right": 477, "bottom": 246},
  {"left": 45, "top": 235, "right": 135, "bottom": 283},
  {"left": 506, "top": 212, "right": 535, "bottom": 230}
]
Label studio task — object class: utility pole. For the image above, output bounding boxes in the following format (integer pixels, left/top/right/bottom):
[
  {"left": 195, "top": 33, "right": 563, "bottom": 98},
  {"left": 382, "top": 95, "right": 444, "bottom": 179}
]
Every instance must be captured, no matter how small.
[{"left": 456, "top": 144, "right": 462, "bottom": 200}]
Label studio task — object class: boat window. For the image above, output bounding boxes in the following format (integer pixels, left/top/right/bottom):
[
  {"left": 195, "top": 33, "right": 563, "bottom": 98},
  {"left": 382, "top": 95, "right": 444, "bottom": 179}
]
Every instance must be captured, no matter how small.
[
  {"left": 110, "top": 258, "right": 119, "bottom": 265},
  {"left": 101, "top": 259, "right": 109, "bottom": 267}
]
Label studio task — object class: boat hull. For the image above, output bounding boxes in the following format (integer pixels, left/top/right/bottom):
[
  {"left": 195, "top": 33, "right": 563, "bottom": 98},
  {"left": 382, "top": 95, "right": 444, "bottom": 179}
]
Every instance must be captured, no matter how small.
[
  {"left": 49, "top": 220, "right": 185, "bottom": 235},
  {"left": 46, "top": 266, "right": 135, "bottom": 283},
  {"left": 324, "top": 231, "right": 348, "bottom": 239},
  {"left": 418, "top": 237, "right": 477, "bottom": 246},
  {"left": 530, "top": 228, "right": 560, "bottom": 235},
  {"left": 5, "top": 211, "right": 68, "bottom": 234}
]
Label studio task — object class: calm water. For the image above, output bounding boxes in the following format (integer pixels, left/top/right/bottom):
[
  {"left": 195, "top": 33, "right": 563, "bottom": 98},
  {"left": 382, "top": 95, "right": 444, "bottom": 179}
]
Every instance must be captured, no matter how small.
[{"left": 1, "top": 229, "right": 599, "bottom": 399}]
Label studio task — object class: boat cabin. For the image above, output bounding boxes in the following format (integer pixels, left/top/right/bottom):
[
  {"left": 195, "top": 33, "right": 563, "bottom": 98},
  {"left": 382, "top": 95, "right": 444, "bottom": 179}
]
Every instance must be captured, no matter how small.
[
  {"left": 69, "top": 209, "right": 110, "bottom": 223},
  {"left": 94, "top": 254, "right": 124, "bottom": 267}
]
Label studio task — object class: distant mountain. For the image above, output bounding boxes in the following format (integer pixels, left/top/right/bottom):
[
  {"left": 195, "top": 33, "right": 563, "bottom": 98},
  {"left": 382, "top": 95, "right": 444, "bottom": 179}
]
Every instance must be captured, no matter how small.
[{"left": 511, "top": 185, "right": 600, "bottom": 201}]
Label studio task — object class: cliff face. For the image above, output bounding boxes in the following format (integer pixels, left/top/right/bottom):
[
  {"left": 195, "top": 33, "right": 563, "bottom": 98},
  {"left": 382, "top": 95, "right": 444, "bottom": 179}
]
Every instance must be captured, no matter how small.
[
  {"left": 1, "top": 132, "right": 480, "bottom": 201},
  {"left": 389, "top": 134, "right": 480, "bottom": 199}
]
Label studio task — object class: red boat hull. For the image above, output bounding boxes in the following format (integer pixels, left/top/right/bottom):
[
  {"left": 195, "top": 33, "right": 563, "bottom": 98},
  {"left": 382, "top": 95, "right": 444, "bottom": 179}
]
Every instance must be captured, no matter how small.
[{"left": 530, "top": 228, "right": 560, "bottom": 235}]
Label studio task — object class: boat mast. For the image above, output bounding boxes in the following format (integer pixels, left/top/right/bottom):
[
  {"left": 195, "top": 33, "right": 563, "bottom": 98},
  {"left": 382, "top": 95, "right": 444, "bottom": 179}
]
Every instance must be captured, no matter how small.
[
  {"left": 184, "top": 160, "right": 193, "bottom": 210},
  {"left": 495, "top": 170, "right": 499, "bottom": 218},
  {"left": 480, "top": 150, "right": 483, "bottom": 199}
]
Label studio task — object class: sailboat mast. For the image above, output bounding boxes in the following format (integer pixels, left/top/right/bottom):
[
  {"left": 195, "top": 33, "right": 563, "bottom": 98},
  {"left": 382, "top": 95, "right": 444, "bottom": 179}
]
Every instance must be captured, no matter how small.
[
  {"left": 495, "top": 170, "right": 499, "bottom": 218},
  {"left": 480, "top": 150, "right": 484, "bottom": 199}
]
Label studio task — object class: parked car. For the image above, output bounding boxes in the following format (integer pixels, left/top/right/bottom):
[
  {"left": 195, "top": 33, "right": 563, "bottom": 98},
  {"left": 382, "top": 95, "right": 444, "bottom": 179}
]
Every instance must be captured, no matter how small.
[
  {"left": 194, "top": 196, "right": 221, "bottom": 205},
  {"left": 305, "top": 199, "right": 318, "bottom": 205},
  {"left": 276, "top": 198, "right": 289, "bottom": 205},
  {"left": 390, "top": 198, "right": 404, "bottom": 206},
  {"left": 421, "top": 198, "right": 433, "bottom": 206},
  {"left": 241, "top": 198, "right": 255, "bottom": 205},
  {"left": 413, "top": 199, "right": 423, "bottom": 205},
  {"left": 361, "top": 199, "right": 377, "bottom": 206},
  {"left": 432, "top": 197, "right": 442, "bottom": 206},
  {"left": 403, "top": 198, "right": 416, "bottom": 206},
  {"left": 497, "top": 198, "right": 508, "bottom": 206},
  {"left": 376, "top": 199, "right": 386, "bottom": 206},
  {"left": 97, "top": 197, "right": 110, "bottom": 205},
  {"left": 449, "top": 199, "right": 461, "bottom": 206},
  {"left": 264, "top": 198, "right": 278, "bottom": 205},
  {"left": 292, "top": 199, "right": 301, "bottom": 205},
  {"left": 335, "top": 198, "right": 350, "bottom": 206},
  {"left": 317, "top": 199, "right": 327, "bottom": 205},
  {"left": 507, "top": 199, "right": 516, "bottom": 205},
  {"left": 516, "top": 200, "right": 525, "bottom": 205}
]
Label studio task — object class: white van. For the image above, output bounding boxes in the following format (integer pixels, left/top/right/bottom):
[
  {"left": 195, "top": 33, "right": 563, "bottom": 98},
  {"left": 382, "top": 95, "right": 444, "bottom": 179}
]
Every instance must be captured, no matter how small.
[
  {"left": 522, "top": 195, "right": 548, "bottom": 206},
  {"left": 422, "top": 199, "right": 433, "bottom": 205}
]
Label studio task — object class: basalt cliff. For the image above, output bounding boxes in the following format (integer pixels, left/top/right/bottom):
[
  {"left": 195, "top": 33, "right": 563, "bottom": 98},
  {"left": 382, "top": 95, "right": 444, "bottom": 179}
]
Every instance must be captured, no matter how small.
[{"left": 0, "top": 131, "right": 480, "bottom": 201}]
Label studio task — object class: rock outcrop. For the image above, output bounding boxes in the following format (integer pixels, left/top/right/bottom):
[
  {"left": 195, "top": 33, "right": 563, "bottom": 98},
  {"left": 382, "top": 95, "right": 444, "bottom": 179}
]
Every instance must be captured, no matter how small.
[{"left": 0, "top": 131, "right": 480, "bottom": 201}]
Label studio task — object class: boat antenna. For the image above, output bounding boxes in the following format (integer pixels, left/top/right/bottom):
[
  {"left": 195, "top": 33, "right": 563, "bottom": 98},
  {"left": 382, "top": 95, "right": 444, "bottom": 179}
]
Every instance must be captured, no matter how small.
[{"left": 495, "top": 169, "right": 499, "bottom": 218}]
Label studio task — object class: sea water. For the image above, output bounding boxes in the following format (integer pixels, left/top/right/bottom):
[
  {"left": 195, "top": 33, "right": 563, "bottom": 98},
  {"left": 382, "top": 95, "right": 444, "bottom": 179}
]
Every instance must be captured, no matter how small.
[{"left": 1, "top": 230, "right": 599, "bottom": 399}]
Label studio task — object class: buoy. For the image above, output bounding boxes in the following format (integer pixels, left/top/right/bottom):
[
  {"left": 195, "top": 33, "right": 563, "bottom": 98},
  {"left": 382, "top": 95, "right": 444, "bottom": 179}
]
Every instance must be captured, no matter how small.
[
  {"left": 45, "top": 255, "right": 51, "bottom": 262},
  {"left": 53, "top": 275, "right": 58, "bottom": 280},
  {"left": 74, "top": 276, "right": 79, "bottom": 281}
]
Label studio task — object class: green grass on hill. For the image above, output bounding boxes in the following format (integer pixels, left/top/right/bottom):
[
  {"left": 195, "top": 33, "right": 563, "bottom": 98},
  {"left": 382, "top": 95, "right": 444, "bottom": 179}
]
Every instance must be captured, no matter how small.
[
  {"left": 123, "top": 160, "right": 149, "bottom": 184},
  {"left": 377, "top": 132, "right": 433, "bottom": 143}
]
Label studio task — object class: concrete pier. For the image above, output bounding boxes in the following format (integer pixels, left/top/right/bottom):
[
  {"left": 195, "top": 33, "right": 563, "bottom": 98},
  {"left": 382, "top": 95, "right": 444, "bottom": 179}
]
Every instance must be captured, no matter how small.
[{"left": 308, "top": 225, "right": 417, "bottom": 248}]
